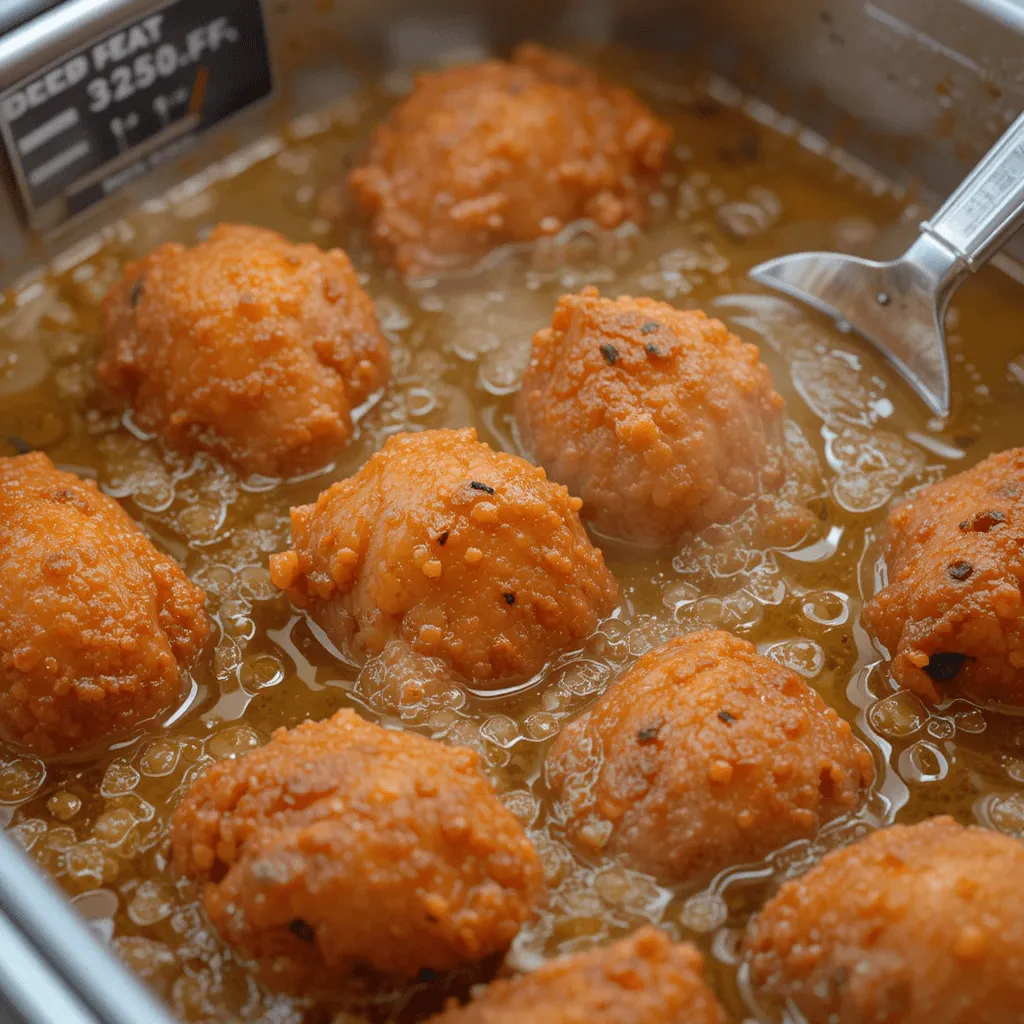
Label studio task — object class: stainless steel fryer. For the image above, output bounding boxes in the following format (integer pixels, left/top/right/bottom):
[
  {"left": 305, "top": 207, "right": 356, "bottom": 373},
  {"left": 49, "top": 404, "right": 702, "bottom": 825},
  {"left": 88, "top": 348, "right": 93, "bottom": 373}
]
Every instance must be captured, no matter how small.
[
  {"left": 0, "top": 1, "right": 1021, "bottom": 1021},
  {"left": 2, "top": 0, "right": 1023, "bottom": 291}
]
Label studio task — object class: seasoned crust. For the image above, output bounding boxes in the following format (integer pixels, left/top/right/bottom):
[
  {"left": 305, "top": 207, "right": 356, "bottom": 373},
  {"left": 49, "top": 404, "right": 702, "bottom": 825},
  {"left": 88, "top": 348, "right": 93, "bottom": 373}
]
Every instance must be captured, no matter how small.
[
  {"left": 545, "top": 630, "right": 872, "bottom": 882},
  {"left": 269, "top": 427, "right": 618, "bottom": 687},
  {"left": 349, "top": 45, "right": 671, "bottom": 277},
  {"left": 98, "top": 223, "right": 390, "bottom": 478},
  {"left": 745, "top": 817, "right": 1024, "bottom": 1024},
  {"left": 429, "top": 927, "right": 726, "bottom": 1023},
  {"left": 171, "top": 709, "right": 545, "bottom": 992},
  {"left": 517, "top": 288, "right": 801, "bottom": 546},
  {"left": 0, "top": 452, "right": 210, "bottom": 755},
  {"left": 863, "top": 447, "right": 1024, "bottom": 703}
]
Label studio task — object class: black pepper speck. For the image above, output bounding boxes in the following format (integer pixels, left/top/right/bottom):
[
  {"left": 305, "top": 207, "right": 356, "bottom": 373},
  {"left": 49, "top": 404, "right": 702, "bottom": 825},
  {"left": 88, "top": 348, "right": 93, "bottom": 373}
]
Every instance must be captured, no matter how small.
[
  {"left": 600, "top": 343, "right": 619, "bottom": 365},
  {"left": 503, "top": 592, "right": 516, "bottom": 605},
  {"left": 437, "top": 531, "right": 449, "bottom": 546},
  {"left": 288, "top": 919, "right": 315, "bottom": 943},
  {"left": 924, "top": 652, "right": 972, "bottom": 683},
  {"left": 644, "top": 343, "right": 666, "bottom": 358},
  {"left": 470, "top": 481, "right": 495, "bottom": 495},
  {"left": 947, "top": 560, "right": 973, "bottom": 581},
  {"left": 130, "top": 278, "right": 144, "bottom": 307},
  {"left": 640, "top": 321, "right": 661, "bottom": 335},
  {"left": 960, "top": 509, "right": 1006, "bottom": 533},
  {"left": 718, "top": 710, "right": 736, "bottom": 725},
  {"left": 636, "top": 724, "right": 661, "bottom": 743}
]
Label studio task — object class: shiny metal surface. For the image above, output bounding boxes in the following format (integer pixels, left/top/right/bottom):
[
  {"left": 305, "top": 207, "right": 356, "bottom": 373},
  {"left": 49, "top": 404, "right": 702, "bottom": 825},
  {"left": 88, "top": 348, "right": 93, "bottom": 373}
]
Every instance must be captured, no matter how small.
[
  {"left": 0, "top": 2, "right": 61, "bottom": 37},
  {"left": 0, "top": 2, "right": 1021, "bottom": 1022},
  {"left": 0, "top": 908, "right": 102, "bottom": 1024},
  {"left": 751, "top": 238, "right": 958, "bottom": 417},
  {"left": 0, "top": 831, "right": 179, "bottom": 1024},
  {"left": 750, "top": 111, "right": 1024, "bottom": 418},
  {"left": 923, "top": 111, "right": 1024, "bottom": 269},
  {"left": 0, "top": 0, "right": 1023, "bottom": 287}
]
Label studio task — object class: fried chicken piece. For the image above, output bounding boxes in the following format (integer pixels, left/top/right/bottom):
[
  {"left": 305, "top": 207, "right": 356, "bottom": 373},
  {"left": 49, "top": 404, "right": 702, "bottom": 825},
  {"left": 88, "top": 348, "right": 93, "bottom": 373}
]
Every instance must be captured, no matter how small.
[
  {"left": 270, "top": 428, "right": 617, "bottom": 687},
  {"left": 0, "top": 452, "right": 210, "bottom": 755},
  {"left": 171, "top": 709, "right": 545, "bottom": 992},
  {"left": 349, "top": 45, "right": 671, "bottom": 277},
  {"left": 745, "top": 817, "right": 1024, "bottom": 1024},
  {"left": 863, "top": 448, "right": 1024, "bottom": 703},
  {"left": 517, "top": 288, "right": 803, "bottom": 546},
  {"left": 99, "top": 223, "right": 390, "bottom": 477},
  {"left": 545, "top": 630, "right": 872, "bottom": 882},
  {"left": 429, "top": 927, "right": 726, "bottom": 1024}
]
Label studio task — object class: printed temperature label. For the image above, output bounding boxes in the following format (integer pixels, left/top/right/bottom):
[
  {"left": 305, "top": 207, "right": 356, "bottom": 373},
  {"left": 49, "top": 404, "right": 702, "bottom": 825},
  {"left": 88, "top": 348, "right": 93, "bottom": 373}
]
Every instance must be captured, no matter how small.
[{"left": 0, "top": 0, "right": 273, "bottom": 227}]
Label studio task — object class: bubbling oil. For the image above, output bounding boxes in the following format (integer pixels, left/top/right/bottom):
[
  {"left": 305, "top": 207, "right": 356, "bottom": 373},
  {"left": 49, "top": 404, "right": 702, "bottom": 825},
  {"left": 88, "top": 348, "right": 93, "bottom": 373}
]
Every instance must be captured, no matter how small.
[{"left": 1, "top": 51, "right": 1024, "bottom": 1024}]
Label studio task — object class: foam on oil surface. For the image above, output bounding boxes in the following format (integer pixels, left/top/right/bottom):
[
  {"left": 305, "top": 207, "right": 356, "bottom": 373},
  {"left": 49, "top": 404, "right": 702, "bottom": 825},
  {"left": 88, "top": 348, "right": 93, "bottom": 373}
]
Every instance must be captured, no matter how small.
[{"left": 2, "top": 52, "right": 1024, "bottom": 1024}]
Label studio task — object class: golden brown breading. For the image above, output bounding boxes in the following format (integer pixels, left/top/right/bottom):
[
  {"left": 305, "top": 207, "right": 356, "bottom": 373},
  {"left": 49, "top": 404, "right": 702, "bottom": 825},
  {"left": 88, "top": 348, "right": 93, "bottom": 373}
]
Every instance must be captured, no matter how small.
[
  {"left": 0, "top": 452, "right": 210, "bottom": 755},
  {"left": 545, "top": 630, "right": 872, "bottom": 882},
  {"left": 517, "top": 288, "right": 800, "bottom": 546},
  {"left": 171, "top": 709, "right": 544, "bottom": 993},
  {"left": 99, "top": 223, "right": 390, "bottom": 478},
  {"left": 863, "top": 447, "right": 1024, "bottom": 703},
  {"left": 349, "top": 45, "right": 671, "bottom": 277},
  {"left": 429, "top": 927, "right": 726, "bottom": 1024},
  {"left": 269, "top": 427, "right": 617, "bottom": 687},
  {"left": 745, "top": 817, "right": 1024, "bottom": 1024}
]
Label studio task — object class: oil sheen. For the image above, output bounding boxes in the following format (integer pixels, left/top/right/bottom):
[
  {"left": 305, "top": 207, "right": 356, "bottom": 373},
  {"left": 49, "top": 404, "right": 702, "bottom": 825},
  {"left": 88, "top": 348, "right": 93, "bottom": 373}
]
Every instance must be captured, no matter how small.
[{"left": 1, "top": 51, "right": 1023, "bottom": 1024}]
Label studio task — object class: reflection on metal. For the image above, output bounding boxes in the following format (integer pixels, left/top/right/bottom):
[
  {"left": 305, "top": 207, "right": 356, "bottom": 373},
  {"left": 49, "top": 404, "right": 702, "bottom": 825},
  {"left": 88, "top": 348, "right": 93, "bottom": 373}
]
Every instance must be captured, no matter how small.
[
  {"left": 0, "top": 0, "right": 1021, "bottom": 285},
  {"left": 0, "top": 830, "right": 179, "bottom": 1024},
  {"left": 752, "top": 111, "right": 1024, "bottom": 418},
  {"left": 752, "top": 243, "right": 955, "bottom": 417}
]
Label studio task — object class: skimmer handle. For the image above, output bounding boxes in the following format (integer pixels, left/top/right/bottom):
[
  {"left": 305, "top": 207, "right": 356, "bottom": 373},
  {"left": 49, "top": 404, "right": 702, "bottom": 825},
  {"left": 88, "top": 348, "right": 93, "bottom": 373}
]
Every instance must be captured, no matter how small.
[{"left": 921, "top": 111, "right": 1024, "bottom": 271}]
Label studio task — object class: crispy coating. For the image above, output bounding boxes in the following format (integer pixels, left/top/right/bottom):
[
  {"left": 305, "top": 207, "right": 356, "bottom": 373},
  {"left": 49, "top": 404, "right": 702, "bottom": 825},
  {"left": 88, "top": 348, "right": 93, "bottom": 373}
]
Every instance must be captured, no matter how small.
[
  {"left": 98, "top": 223, "right": 390, "bottom": 478},
  {"left": 429, "top": 927, "right": 726, "bottom": 1024},
  {"left": 545, "top": 630, "right": 872, "bottom": 883},
  {"left": 517, "top": 288, "right": 797, "bottom": 546},
  {"left": 0, "top": 453, "right": 210, "bottom": 756},
  {"left": 863, "top": 448, "right": 1024, "bottom": 704},
  {"left": 269, "top": 427, "right": 617, "bottom": 686},
  {"left": 745, "top": 817, "right": 1024, "bottom": 1024},
  {"left": 348, "top": 45, "right": 671, "bottom": 277},
  {"left": 171, "top": 709, "right": 544, "bottom": 992}
]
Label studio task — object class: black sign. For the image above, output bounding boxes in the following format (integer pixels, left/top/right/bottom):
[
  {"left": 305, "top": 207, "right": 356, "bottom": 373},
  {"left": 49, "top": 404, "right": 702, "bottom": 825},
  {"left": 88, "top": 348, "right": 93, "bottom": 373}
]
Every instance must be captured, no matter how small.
[{"left": 0, "top": 0, "right": 273, "bottom": 227}]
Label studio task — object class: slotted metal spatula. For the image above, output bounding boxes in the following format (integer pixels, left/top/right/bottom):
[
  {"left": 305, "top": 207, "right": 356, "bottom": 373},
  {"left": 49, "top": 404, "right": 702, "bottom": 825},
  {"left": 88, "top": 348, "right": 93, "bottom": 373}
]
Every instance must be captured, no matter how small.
[{"left": 751, "top": 112, "right": 1024, "bottom": 418}]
